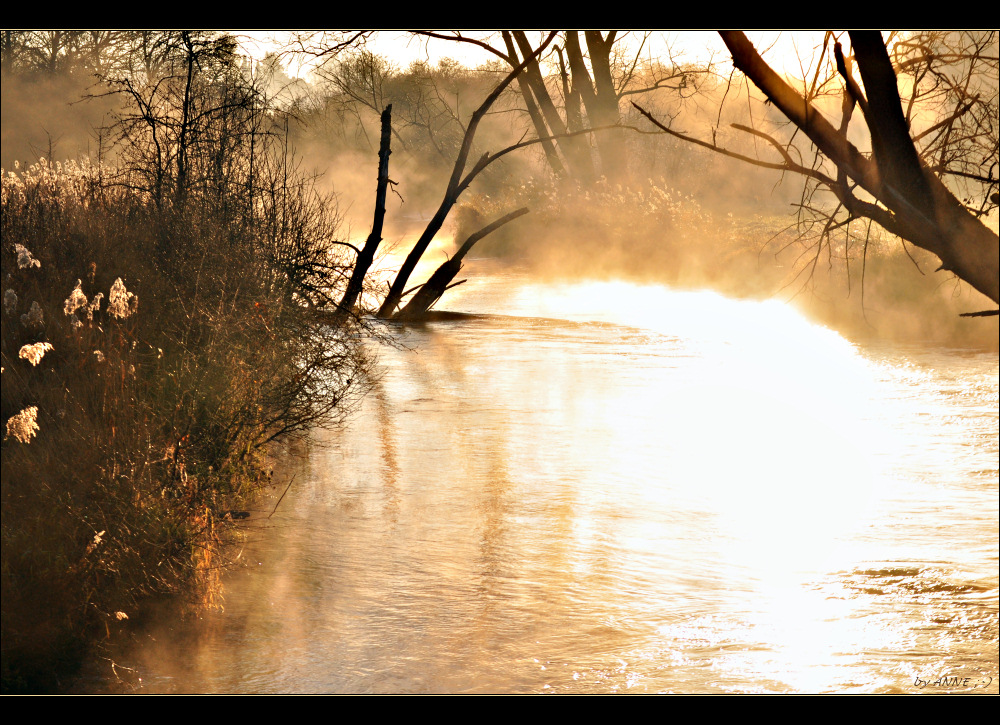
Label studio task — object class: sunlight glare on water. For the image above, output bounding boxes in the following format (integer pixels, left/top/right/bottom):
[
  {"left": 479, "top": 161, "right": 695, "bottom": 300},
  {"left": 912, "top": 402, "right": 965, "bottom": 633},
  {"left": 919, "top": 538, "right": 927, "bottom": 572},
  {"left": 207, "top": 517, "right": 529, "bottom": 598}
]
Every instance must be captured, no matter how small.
[{"left": 490, "top": 279, "right": 897, "bottom": 579}]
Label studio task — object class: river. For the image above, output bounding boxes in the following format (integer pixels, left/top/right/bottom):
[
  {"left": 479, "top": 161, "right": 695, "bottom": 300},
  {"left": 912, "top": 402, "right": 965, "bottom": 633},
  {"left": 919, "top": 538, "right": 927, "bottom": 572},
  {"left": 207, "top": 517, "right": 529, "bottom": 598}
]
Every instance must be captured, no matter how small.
[{"left": 109, "top": 265, "right": 998, "bottom": 693}]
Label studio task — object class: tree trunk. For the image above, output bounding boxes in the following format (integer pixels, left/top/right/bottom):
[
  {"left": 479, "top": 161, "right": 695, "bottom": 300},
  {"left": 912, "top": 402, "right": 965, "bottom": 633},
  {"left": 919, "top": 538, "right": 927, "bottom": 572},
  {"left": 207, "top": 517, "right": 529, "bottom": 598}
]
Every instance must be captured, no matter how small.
[
  {"left": 502, "top": 32, "right": 565, "bottom": 178},
  {"left": 512, "top": 31, "right": 596, "bottom": 184},
  {"left": 377, "top": 199, "right": 454, "bottom": 317},
  {"left": 555, "top": 44, "right": 586, "bottom": 139},
  {"left": 337, "top": 103, "right": 392, "bottom": 318},
  {"left": 719, "top": 31, "right": 999, "bottom": 305},
  {"left": 395, "top": 207, "right": 529, "bottom": 320},
  {"left": 175, "top": 32, "right": 195, "bottom": 208},
  {"left": 848, "top": 31, "right": 931, "bottom": 210},
  {"left": 583, "top": 31, "right": 627, "bottom": 185}
]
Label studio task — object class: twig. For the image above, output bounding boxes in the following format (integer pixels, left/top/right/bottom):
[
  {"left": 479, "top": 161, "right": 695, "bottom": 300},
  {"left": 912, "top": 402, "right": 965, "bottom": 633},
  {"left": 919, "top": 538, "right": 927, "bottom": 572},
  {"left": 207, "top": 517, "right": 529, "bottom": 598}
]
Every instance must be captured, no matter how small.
[
  {"left": 269, "top": 473, "right": 297, "bottom": 519},
  {"left": 959, "top": 309, "right": 999, "bottom": 317}
]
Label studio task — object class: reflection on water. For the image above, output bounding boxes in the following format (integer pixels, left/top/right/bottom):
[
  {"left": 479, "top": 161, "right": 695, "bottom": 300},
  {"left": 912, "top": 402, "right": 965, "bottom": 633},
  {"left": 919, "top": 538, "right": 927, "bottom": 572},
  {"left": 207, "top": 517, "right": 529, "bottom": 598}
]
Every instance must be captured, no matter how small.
[{"left": 118, "top": 267, "right": 998, "bottom": 693}]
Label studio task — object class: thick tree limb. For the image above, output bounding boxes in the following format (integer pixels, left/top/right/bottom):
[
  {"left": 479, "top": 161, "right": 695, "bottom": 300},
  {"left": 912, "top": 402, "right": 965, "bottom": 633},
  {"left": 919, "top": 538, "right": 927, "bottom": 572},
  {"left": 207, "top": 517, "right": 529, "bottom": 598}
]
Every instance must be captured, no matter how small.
[
  {"left": 718, "top": 31, "right": 999, "bottom": 304},
  {"left": 719, "top": 32, "right": 882, "bottom": 197},
  {"left": 849, "top": 31, "right": 932, "bottom": 209},
  {"left": 395, "top": 207, "right": 529, "bottom": 320}
]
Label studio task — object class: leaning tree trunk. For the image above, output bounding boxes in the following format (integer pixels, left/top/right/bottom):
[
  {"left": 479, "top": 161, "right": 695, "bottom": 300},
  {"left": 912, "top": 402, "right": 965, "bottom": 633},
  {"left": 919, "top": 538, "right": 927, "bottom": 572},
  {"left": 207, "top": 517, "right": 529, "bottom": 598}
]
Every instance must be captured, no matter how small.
[
  {"left": 395, "top": 207, "right": 529, "bottom": 321},
  {"left": 719, "top": 31, "right": 999, "bottom": 306},
  {"left": 502, "top": 32, "right": 565, "bottom": 178},
  {"left": 337, "top": 103, "right": 392, "bottom": 319},
  {"left": 511, "top": 31, "right": 596, "bottom": 185},
  {"left": 377, "top": 34, "right": 557, "bottom": 318}
]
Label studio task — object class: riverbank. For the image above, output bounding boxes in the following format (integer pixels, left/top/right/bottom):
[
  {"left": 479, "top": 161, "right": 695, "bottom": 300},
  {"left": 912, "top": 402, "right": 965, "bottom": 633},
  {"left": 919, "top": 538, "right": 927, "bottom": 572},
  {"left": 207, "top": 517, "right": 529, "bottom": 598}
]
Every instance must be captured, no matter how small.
[{"left": 0, "top": 159, "right": 371, "bottom": 693}]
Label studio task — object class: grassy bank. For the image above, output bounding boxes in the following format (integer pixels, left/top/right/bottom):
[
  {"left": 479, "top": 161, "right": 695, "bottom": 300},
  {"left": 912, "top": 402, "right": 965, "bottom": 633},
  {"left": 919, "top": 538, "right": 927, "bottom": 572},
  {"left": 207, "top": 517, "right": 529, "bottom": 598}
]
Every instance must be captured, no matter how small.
[{"left": 1, "top": 157, "right": 371, "bottom": 692}]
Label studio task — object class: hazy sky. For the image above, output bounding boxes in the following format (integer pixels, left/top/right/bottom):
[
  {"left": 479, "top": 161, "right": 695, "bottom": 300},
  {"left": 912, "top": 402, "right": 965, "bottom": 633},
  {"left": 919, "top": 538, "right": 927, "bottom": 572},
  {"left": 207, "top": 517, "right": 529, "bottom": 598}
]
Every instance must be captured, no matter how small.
[{"left": 232, "top": 30, "right": 825, "bottom": 81}]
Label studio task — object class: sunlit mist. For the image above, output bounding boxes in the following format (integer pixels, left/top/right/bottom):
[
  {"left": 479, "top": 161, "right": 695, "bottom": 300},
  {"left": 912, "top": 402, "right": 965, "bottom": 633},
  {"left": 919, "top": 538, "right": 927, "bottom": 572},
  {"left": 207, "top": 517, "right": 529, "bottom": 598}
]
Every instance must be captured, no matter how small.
[
  {"left": 114, "top": 270, "right": 998, "bottom": 694},
  {"left": 4, "top": 30, "right": 995, "bottom": 696}
]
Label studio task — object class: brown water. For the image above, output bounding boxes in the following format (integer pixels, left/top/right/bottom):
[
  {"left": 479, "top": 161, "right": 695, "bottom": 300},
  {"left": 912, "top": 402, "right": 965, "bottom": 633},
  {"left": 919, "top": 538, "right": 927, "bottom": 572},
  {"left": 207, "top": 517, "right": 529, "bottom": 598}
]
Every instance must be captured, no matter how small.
[{"left": 111, "top": 267, "right": 998, "bottom": 693}]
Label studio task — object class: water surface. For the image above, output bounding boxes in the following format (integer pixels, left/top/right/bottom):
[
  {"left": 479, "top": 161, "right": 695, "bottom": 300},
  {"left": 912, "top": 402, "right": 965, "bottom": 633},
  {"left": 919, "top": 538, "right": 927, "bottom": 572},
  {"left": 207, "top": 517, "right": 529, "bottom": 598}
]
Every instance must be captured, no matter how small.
[{"left": 118, "top": 268, "right": 999, "bottom": 693}]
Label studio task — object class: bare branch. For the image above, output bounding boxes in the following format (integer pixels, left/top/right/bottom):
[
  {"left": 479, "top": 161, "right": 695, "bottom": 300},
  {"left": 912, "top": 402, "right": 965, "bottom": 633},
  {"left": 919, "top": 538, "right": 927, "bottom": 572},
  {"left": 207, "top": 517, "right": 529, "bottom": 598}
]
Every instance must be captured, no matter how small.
[{"left": 632, "top": 102, "right": 832, "bottom": 185}]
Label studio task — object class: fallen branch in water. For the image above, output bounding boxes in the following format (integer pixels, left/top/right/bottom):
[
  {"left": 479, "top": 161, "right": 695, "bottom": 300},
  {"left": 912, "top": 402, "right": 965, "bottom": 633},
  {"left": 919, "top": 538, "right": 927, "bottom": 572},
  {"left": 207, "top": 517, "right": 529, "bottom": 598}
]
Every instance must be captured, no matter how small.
[
  {"left": 269, "top": 474, "right": 298, "bottom": 519},
  {"left": 395, "top": 207, "right": 529, "bottom": 320}
]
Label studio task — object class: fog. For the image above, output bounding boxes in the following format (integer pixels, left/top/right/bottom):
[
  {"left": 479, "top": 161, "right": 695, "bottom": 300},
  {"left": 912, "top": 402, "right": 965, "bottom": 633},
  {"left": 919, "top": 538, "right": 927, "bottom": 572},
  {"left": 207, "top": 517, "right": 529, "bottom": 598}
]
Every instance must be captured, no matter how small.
[
  {"left": 3, "top": 30, "right": 997, "bottom": 695},
  {"left": 2, "top": 31, "right": 996, "bottom": 344},
  {"left": 278, "top": 40, "right": 997, "bottom": 347}
]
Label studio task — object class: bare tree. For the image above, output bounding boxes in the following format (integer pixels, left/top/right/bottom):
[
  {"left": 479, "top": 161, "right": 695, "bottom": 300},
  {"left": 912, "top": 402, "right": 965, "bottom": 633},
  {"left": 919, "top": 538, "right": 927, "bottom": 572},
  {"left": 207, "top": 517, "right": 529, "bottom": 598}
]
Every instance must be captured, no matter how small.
[
  {"left": 303, "top": 31, "right": 645, "bottom": 319},
  {"left": 376, "top": 32, "right": 559, "bottom": 318},
  {"left": 414, "top": 31, "right": 704, "bottom": 187},
  {"left": 1, "top": 31, "right": 155, "bottom": 78},
  {"left": 101, "top": 32, "right": 262, "bottom": 209},
  {"left": 637, "top": 31, "right": 998, "bottom": 310},
  {"left": 316, "top": 49, "right": 477, "bottom": 163}
]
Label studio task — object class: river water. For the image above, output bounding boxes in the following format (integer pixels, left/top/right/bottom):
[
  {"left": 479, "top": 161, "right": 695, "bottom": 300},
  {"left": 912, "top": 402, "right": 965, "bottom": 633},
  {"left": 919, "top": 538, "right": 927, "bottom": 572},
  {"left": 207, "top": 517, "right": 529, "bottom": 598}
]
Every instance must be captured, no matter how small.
[{"left": 117, "top": 266, "right": 998, "bottom": 694}]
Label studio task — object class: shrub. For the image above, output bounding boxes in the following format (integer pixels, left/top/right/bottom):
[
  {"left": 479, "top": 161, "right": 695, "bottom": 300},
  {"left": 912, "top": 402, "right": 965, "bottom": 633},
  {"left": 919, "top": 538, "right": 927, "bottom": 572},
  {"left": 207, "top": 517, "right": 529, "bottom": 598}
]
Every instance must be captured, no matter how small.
[{"left": 1, "top": 152, "right": 371, "bottom": 691}]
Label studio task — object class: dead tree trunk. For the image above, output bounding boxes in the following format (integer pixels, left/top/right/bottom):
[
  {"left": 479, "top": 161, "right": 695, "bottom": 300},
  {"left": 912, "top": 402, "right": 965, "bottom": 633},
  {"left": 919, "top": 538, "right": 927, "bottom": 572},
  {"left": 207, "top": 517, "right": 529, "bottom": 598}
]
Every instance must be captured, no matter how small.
[
  {"left": 376, "top": 33, "right": 557, "bottom": 318},
  {"left": 337, "top": 103, "right": 392, "bottom": 319},
  {"left": 395, "top": 207, "right": 529, "bottom": 321}
]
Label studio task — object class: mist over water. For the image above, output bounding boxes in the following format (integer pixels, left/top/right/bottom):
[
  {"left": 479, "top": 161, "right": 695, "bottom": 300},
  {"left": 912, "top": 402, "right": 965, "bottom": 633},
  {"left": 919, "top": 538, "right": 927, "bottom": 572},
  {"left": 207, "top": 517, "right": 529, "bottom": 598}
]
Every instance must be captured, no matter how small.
[
  {"left": 108, "top": 266, "right": 998, "bottom": 694},
  {"left": 4, "top": 31, "right": 995, "bottom": 695}
]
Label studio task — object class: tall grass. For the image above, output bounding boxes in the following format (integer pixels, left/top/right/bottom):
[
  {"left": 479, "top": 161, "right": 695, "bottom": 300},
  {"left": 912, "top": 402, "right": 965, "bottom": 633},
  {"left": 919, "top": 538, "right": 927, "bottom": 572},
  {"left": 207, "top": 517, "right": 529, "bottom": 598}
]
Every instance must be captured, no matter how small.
[{"left": 1, "top": 153, "right": 372, "bottom": 691}]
